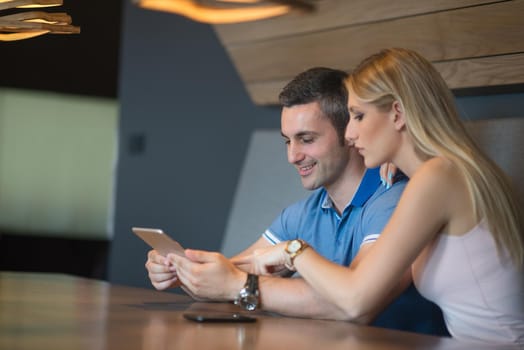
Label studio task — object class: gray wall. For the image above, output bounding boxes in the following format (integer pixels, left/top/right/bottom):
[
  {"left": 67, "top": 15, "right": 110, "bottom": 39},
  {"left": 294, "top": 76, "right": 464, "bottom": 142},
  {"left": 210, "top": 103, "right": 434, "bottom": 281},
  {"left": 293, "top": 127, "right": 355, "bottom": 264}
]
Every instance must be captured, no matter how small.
[
  {"left": 109, "top": 1, "right": 524, "bottom": 288},
  {"left": 108, "top": 3, "right": 279, "bottom": 288},
  {"left": 455, "top": 93, "right": 524, "bottom": 121}
]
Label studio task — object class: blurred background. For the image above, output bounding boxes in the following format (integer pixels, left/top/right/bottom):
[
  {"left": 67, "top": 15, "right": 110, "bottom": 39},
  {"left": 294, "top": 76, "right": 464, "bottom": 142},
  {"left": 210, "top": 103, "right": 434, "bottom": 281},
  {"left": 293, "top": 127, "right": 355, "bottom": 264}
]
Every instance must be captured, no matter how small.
[{"left": 1, "top": 0, "right": 523, "bottom": 289}]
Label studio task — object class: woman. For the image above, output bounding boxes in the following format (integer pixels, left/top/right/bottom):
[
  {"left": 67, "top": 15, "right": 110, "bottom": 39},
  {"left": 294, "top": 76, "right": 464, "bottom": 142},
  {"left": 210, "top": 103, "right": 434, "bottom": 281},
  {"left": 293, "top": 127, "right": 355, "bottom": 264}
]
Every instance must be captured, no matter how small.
[{"left": 236, "top": 48, "right": 524, "bottom": 345}]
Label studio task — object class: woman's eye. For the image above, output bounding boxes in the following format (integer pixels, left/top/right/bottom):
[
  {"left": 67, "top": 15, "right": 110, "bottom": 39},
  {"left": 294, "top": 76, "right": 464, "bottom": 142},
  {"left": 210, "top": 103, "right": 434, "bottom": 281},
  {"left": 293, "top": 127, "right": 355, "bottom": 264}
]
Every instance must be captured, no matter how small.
[{"left": 354, "top": 113, "right": 364, "bottom": 121}]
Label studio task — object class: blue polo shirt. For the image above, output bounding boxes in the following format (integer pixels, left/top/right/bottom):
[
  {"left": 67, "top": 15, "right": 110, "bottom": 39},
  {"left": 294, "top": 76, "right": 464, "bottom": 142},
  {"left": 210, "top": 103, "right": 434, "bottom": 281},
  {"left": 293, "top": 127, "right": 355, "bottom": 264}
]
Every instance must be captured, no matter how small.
[
  {"left": 263, "top": 168, "right": 400, "bottom": 266},
  {"left": 263, "top": 167, "right": 449, "bottom": 336}
]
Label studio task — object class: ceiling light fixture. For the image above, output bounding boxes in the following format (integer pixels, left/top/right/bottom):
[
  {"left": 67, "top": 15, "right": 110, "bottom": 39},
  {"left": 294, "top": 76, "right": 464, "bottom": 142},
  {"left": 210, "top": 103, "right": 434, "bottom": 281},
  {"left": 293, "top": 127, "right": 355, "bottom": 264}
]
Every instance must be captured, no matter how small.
[
  {"left": 134, "top": 0, "right": 315, "bottom": 24},
  {"left": 0, "top": 0, "right": 80, "bottom": 41}
]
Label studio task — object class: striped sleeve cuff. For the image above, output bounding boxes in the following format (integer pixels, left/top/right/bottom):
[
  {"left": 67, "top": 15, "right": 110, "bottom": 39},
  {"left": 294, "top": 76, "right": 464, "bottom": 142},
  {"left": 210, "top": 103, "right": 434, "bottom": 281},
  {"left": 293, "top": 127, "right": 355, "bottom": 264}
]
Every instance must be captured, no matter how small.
[
  {"left": 262, "top": 230, "right": 281, "bottom": 245},
  {"left": 360, "top": 234, "right": 380, "bottom": 247}
]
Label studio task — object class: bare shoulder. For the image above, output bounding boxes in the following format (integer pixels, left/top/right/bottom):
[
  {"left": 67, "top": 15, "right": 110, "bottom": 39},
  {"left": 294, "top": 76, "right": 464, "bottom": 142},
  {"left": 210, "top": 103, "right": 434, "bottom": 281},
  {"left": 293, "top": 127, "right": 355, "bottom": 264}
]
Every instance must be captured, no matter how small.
[
  {"left": 404, "top": 157, "right": 471, "bottom": 232},
  {"left": 410, "top": 157, "right": 463, "bottom": 190},
  {"left": 401, "top": 157, "right": 465, "bottom": 214}
]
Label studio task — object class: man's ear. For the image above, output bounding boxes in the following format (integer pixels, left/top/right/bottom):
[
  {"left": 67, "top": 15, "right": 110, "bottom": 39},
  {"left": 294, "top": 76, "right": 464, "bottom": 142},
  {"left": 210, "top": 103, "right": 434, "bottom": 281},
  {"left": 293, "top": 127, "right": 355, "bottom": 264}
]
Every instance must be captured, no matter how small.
[{"left": 391, "top": 101, "right": 405, "bottom": 131}]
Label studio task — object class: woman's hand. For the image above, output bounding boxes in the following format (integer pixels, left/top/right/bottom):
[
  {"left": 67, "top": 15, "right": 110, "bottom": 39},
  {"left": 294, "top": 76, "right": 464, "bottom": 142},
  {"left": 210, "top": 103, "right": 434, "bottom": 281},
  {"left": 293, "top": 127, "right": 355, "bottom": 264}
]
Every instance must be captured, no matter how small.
[
  {"left": 231, "top": 241, "right": 290, "bottom": 276},
  {"left": 379, "top": 163, "right": 398, "bottom": 189}
]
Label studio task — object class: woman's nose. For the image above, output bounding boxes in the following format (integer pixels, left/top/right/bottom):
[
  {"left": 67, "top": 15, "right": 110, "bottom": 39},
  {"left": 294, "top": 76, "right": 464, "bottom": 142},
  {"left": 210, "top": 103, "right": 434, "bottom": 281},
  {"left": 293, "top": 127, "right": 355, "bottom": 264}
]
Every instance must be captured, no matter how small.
[{"left": 345, "top": 122, "right": 357, "bottom": 143}]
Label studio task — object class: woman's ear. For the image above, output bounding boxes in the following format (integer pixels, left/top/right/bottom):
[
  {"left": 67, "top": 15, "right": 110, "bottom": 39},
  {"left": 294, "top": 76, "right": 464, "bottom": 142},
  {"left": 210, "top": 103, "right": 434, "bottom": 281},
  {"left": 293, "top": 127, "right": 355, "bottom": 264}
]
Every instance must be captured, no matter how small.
[{"left": 391, "top": 101, "right": 405, "bottom": 131}]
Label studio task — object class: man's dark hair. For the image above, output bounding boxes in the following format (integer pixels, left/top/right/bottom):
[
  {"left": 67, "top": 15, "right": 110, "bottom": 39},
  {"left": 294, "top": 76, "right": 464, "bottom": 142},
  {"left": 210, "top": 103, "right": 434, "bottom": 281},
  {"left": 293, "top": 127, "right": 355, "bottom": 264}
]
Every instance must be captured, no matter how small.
[{"left": 278, "top": 67, "right": 349, "bottom": 144}]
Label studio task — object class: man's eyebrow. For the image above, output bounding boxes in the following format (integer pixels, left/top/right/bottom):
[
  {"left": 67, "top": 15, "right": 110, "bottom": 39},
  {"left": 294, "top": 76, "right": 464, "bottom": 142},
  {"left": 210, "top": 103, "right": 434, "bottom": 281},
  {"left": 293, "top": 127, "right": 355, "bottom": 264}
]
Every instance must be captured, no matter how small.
[
  {"left": 296, "top": 131, "right": 317, "bottom": 138},
  {"left": 281, "top": 131, "right": 319, "bottom": 139}
]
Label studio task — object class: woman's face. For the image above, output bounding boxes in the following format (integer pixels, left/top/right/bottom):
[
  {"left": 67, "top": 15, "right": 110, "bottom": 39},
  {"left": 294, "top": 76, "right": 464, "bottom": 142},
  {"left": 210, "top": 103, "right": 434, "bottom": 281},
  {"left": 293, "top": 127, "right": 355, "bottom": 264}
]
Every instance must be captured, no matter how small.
[{"left": 345, "top": 89, "right": 399, "bottom": 168}]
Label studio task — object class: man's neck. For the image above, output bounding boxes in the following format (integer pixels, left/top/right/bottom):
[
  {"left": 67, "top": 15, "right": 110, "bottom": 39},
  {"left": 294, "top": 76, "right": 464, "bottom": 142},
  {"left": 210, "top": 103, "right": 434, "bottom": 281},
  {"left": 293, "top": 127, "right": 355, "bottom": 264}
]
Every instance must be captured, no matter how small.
[{"left": 326, "top": 155, "right": 367, "bottom": 215}]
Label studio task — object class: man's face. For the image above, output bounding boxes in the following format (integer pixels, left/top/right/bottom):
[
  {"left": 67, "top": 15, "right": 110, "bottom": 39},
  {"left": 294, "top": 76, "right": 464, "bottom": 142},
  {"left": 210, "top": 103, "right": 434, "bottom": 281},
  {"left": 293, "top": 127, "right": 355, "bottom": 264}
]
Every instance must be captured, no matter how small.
[{"left": 281, "top": 102, "right": 351, "bottom": 191}]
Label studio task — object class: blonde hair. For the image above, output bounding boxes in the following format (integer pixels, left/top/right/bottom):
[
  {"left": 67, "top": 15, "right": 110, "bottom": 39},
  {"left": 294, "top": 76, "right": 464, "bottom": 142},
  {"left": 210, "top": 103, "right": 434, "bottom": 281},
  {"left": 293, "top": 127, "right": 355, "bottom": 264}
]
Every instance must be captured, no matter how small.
[{"left": 347, "top": 48, "right": 524, "bottom": 267}]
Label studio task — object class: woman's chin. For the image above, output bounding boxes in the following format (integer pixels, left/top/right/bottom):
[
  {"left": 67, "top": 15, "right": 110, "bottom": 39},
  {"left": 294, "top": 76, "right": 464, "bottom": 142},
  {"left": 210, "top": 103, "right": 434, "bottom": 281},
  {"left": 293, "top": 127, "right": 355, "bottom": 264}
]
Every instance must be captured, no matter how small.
[{"left": 364, "top": 157, "right": 381, "bottom": 169}]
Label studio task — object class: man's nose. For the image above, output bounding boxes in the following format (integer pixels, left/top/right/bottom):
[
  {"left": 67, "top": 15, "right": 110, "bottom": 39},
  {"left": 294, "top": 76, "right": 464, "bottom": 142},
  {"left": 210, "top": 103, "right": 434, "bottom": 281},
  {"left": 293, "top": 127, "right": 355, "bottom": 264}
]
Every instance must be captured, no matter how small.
[{"left": 288, "top": 143, "right": 304, "bottom": 164}]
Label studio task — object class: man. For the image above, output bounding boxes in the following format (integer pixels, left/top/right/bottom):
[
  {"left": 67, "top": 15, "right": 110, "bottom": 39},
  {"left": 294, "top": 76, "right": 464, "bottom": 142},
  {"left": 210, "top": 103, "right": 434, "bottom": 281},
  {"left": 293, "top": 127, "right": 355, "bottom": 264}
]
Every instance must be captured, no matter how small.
[{"left": 146, "top": 68, "right": 448, "bottom": 335}]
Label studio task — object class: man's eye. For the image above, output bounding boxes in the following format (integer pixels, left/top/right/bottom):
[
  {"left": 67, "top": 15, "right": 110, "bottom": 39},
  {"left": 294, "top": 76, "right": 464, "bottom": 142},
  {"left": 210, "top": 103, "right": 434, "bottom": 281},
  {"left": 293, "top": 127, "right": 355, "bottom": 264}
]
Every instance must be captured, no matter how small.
[{"left": 302, "top": 138, "right": 314, "bottom": 144}]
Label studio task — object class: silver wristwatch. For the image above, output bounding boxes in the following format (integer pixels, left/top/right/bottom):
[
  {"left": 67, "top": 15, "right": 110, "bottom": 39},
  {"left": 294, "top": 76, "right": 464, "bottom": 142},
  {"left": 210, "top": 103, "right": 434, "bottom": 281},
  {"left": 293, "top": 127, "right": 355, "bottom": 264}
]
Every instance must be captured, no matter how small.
[{"left": 234, "top": 273, "right": 260, "bottom": 311}]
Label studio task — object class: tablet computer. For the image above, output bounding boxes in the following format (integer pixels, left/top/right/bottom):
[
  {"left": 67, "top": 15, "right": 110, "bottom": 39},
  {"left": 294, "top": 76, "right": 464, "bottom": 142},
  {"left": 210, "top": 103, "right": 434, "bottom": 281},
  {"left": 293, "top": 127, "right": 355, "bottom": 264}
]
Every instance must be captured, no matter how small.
[
  {"left": 132, "top": 227, "right": 185, "bottom": 257},
  {"left": 132, "top": 227, "right": 213, "bottom": 301}
]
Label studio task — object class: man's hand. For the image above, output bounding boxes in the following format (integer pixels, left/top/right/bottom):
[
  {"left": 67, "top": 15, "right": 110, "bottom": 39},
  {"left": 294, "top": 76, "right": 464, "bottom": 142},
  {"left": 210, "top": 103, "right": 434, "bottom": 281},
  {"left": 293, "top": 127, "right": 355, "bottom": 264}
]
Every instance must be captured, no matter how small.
[
  {"left": 145, "top": 250, "right": 182, "bottom": 291},
  {"left": 168, "top": 249, "right": 247, "bottom": 301},
  {"left": 231, "top": 242, "right": 290, "bottom": 276}
]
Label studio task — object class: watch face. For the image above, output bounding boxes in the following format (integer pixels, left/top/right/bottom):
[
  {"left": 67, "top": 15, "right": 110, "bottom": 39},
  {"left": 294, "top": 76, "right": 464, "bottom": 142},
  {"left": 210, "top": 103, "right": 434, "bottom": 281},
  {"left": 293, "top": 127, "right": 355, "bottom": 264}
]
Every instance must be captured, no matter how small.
[
  {"left": 240, "top": 294, "right": 259, "bottom": 311},
  {"left": 238, "top": 281, "right": 259, "bottom": 311},
  {"left": 288, "top": 239, "right": 302, "bottom": 253}
]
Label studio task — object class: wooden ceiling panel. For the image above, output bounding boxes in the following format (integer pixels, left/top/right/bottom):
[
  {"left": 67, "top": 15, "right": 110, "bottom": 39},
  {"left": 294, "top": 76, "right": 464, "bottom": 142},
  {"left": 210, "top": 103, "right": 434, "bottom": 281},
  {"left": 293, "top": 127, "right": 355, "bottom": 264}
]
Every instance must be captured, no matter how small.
[
  {"left": 214, "top": 0, "right": 498, "bottom": 45},
  {"left": 213, "top": 0, "right": 524, "bottom": 105}
]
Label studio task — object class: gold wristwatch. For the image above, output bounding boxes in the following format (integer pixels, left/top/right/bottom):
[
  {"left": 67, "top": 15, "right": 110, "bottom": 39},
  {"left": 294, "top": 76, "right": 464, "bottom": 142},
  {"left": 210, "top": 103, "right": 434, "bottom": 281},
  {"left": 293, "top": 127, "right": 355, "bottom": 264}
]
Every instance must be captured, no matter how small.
[{"left": 285, "top": 239, "right": 309, "bottom": 271}]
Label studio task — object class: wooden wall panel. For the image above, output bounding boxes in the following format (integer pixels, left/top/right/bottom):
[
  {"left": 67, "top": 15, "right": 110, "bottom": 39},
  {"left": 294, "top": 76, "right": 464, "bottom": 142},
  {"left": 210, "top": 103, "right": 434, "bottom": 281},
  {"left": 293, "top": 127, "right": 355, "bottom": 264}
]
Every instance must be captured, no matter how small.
[
  {"left": 248, "top": 54, "right": 524, "bottom": 105},
  {"left": 213, "top": 0, "right": 524, "bottom": 105},
  {"left": 436, "top": 53, "right": 524, "bottom": 89}
]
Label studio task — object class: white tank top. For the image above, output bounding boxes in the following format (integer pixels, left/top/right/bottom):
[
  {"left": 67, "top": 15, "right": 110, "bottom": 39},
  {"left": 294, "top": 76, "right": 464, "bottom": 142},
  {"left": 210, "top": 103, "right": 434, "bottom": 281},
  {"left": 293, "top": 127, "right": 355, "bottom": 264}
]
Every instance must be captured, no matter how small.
[{"left": 412, "top": 220, "right": 524, "bottom": 345}]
